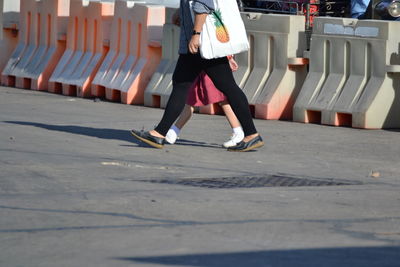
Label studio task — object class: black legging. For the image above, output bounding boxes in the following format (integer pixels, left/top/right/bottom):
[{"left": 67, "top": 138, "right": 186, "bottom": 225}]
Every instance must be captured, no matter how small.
[{"left": 155, "top": 53, "right": 257, "bottom": 136}]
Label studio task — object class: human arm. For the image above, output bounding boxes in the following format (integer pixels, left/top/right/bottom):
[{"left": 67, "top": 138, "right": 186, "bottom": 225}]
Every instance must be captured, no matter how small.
[
  {"left": 227, "top": 55, "right": 238, "bottom": 72},
  {"left": 188, "top": 1, "right": 215, "bottom": 54},
  {"left": 188, "top": 13, "right": 208, "bottom": 54}
]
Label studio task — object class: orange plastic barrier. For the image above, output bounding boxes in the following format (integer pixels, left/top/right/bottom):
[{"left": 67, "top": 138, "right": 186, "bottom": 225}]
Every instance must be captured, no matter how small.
[
  {"left": 91, "top": 1, "right": 165, "bottom": 105},
  {"left": 0, "top": 1, "right": 19, "bottom": 74},
  {"left": 1, "top": 0, "right": 69, "bottom": 91},
  {"left": 143, "top": 7, "right": 180, "bottom": 109},
  {"left": 144, "top": 8, "right": 221, "bottom": 114},
  {"left": 0, "top": 1, "right": 3, "bottom": 41},
  {"left": 48, "top": 0, "right": 114, "bottom": 97}
]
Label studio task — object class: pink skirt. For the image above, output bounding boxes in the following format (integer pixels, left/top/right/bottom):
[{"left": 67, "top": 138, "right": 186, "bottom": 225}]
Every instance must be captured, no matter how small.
[{"left": 186, "top": 71, "right": 227, "bottom": 106}]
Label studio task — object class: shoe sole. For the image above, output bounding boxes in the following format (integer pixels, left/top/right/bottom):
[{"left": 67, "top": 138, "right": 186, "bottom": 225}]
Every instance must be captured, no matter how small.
[
  {"left": 223, "top": 143, "right": 237, "bottom": 148},
  {"left": 165, "top": 137, "right": 176, "bottom": 145},
  {"left": 130, "top": 130, "right": 164, "bottom": 149},
  {"left": 227, "top": 141, "right": 264, "bottom": 152},
  {"left": 223, "top": 145, "right": 230, "bottom": 148}
]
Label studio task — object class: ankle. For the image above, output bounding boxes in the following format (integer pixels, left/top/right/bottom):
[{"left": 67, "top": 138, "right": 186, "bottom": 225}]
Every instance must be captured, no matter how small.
[
  {"left": 171, "top": 125, "right": 181, "bottom": 136},
  {"left": 149, "top": 130, "right": 165, "bottom": 138},
  {"left": 232, "top": 126, "right": 243, "bottom": 134},
  {"left": 243, "top": 133, "right": 259, "bottom": 142}
]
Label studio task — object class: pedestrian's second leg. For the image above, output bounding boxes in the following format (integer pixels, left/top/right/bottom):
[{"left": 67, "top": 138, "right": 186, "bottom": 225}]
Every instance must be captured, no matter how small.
[
  {"left": 220, "top": 101, "right": 244, "bottom": 148},
  {"left": 130, "top": 54, "right": 201, "bottom": 149},
  {"left": 154, "top": 55, "right": 202, "bottom": 137},
  {"left": 165, "top": 105, "right": 195, "bottom": 144},
  {"left": 204, "top": 58, "right": 264, "bottom": 151}
]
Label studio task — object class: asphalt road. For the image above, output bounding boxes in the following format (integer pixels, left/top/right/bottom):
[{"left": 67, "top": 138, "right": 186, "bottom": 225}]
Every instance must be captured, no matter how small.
[{"left": 1, "top": 86, "right": 399, "bottom": 267}]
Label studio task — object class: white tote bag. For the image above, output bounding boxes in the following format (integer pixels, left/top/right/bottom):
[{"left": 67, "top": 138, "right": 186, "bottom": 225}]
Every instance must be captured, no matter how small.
[{"left": 190, "top": 0, "right": 250, "bottom": 59}]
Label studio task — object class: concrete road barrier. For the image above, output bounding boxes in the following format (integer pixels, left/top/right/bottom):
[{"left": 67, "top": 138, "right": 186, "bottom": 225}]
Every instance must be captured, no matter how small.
[
  {"left": 1, "top": 0, "right": 69, "bottom": 91},
  {"left": 91, "top": 0, "right": 165, "bottom": 105},
  {"left": 235, "top": 13, "right": 308, "bottom": 120},
  {"left": 293, "top": 17, "right": 400, "bottom": 129},
  {"left": 48, "top": 0, "right": 114, "bottom": 97},
  {"left": 143, "top": 7, "right": 179, "bottom": 109},
  {"left": 0, "top": 0, "right": 19, "bottom": 74}
]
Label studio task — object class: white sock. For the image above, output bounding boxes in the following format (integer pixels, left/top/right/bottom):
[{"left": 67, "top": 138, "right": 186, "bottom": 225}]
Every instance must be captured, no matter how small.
[
  {"left": 232, "top": 126, "right": 243, "bottom": 135},
  {"left": 171, "top": 125, "right": 181, "bottom": 135}
]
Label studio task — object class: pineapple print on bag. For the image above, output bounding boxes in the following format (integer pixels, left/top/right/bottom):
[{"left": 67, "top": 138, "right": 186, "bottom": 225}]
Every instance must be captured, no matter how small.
[{"left": 212, "top": 9, "right": 230, "bottom": 43}]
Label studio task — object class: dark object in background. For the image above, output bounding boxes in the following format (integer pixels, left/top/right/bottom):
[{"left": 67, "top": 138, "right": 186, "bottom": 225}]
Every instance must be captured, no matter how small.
[
  {"left": 318, "top": 0, "right": 350, "bottom": 17},
  {"left": 365, "top": 0, "right": 400, "bottom": 20},
  {"left": 239, "top": 0, "right": 349, "bottom": 17},
  {"left": 238, "top": 1, "right": 351, "bottom": 51},
  {"left": 237, "top": 0, "right": 245, "bottom": 10},
  {"left": 240, "top": 0, "right": 304, "bottom": 15}
]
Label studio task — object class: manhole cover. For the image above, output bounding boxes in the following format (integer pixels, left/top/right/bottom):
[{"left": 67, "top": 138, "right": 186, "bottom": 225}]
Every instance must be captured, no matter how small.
[{"left": 143, "top": 174, "right": 362, "bottom": 189}]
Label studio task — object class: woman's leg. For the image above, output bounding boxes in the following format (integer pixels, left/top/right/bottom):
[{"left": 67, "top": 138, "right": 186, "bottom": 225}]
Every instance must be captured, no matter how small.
[
  {"left": 165, "top": 105, "right": 194, "bottom": 144},
  {"left": 203, "top": 57, "right": 258, "bottom": 140},
  {"left": 220, "top": 100, "right": 245, "bottom": 148},
  {"left": 175, "top": 104, "right": 195, "bottom": 129},
  {"left": 131, "top": 54, "right": 263, "bottom": 151},
  {"left": 153, "top": 54, "right": 202, "bottom": 136},
  {"left": 220, "top": 101, "right": 241, "bottom": 129}
]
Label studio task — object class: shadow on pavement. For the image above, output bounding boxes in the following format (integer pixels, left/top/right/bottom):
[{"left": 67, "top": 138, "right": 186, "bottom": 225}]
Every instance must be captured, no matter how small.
[
  {"left": 3, "top": 121, "right": 222, "bottom": 149},
  {"left": 4, "top": 120, "right": 134, "bottom": 143},
  {"left": 114, "top": 246, "right": 400, "bottom": 267},
  {"left": 175, "top": 138, "right": 222, "bottom": 148}
]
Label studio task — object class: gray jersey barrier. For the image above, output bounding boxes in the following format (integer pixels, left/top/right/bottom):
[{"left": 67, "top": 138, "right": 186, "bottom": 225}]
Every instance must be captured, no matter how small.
[
  {"left": 232, "top": 13, "right": 308, "bottom": 120},
  {"left": 143, "top": 7, "right": 179, "bottom": 109},
  {"left": 293, "top": 17, "right": 400, "bottom": 129}
]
